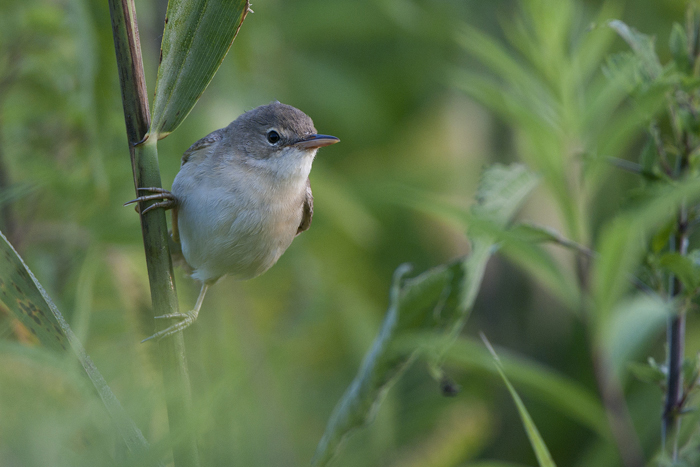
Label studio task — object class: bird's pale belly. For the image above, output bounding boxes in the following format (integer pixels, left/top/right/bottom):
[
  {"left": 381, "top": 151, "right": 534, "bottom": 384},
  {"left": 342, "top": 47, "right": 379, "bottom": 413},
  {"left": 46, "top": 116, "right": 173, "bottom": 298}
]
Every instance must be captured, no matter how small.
[{"left": 176, "top": 191, "right": 301, "bottom": 284}]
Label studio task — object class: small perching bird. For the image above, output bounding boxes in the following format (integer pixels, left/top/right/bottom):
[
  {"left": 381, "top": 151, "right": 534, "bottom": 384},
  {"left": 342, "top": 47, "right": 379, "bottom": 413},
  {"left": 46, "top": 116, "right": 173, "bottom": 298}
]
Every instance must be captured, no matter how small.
[{"left": 127, "top": 102, "right": 339, "bottom": 341}]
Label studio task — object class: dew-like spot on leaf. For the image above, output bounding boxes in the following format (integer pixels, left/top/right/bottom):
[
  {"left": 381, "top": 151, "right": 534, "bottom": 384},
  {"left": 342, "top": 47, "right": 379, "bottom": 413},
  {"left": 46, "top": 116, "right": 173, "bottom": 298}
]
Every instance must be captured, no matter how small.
[{"left": 0, "top": 234, "right": 69, "bottom": 352}]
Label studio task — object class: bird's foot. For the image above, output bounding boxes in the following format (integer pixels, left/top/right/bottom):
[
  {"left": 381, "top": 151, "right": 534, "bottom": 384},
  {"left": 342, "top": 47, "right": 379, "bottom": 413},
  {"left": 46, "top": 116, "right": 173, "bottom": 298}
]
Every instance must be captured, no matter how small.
[
  {"left": 141, "top": 309, "right": 198, "bottom": 342},
  {"left": 124, "top": 187, "right": 177, "bottom": 215}
]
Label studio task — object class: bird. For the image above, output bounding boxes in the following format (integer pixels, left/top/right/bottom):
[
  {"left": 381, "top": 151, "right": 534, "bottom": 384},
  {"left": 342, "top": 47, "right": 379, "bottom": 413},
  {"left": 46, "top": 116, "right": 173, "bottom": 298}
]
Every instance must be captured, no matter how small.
[{"left": 126, "top": 102, "right": 339, "bottom": 341}]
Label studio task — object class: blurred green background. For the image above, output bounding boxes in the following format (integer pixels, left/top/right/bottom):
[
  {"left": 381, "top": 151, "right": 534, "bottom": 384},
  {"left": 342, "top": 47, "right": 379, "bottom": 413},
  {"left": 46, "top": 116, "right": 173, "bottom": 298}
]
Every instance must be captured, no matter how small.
[{"left": 0, "top": 0, "right": 695, "bottom": 465}]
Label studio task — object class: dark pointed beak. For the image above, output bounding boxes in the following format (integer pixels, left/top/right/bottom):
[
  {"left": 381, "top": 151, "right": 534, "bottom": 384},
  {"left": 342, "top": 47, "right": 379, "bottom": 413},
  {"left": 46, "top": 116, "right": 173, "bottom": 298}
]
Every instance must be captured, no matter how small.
[{"left": 294, "top": 134, "right": 340, "bottom": 149}]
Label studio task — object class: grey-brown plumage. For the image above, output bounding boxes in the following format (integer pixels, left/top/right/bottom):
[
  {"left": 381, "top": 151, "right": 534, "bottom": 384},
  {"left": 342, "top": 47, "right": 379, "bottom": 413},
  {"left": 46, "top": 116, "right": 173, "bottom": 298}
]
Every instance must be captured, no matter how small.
[
  {"left": 127, "top": 101, "right": 338, "bottom": 341},
  {"left": 181, "top": 129, "right": 224, "bottom": 165},
  {"left": 297, "top": 179, "right": 314, "bottom": 235}
]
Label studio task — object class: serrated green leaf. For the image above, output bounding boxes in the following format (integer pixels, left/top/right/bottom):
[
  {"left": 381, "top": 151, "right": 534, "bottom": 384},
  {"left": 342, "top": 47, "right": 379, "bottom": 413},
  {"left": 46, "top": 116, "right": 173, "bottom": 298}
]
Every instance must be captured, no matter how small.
[
  {"left": 481, "top": 335, "right": 557, "bottom": 467},
  {"left": 312, "top": 164, "right": 538, "bottom": 466},
  {"left": 149, "top": 0, "right": 250, "bottom": 139},
  {"left": 608, "top": 19, "right": 662, "bottom": 81},
  {"left": 472, "top": 164, "right": 541, "bottom": 229}
]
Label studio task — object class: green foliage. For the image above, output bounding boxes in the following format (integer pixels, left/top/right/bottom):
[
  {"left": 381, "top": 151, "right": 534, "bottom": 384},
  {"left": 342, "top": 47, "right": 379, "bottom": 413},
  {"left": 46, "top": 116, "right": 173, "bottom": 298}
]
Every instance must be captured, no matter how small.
[
  {"left": 481, "top": 335, "right": 556, "bottom": 467},
  {"left": 149, "top": 0, "right": 249, "bottom": 139},
  {"left": 450, "top": 1, "right": 700, "bottom": 465},
  {"left": 601, "top": 295, "right": 669, "bottom": 380},
  {"left": 5, "top": 0, "right": 700, "bottom": 465},
  {"left": 0, "top": 230, "right": 152, "bottom": 458},
  {"left": 0, "top": 229, "right": 69, "bottom": 352},
  {"left": 415, "top": 335, "right": 609, "bottom": 437},
  {"left": 313, "top": 164, "right": 538, "bottom": 466},
  {"left": 111, "top": 0, "right": 253, "bottom": 463},
  {"left": 608, "top": 19, "right": 663, "bottom": 82}
]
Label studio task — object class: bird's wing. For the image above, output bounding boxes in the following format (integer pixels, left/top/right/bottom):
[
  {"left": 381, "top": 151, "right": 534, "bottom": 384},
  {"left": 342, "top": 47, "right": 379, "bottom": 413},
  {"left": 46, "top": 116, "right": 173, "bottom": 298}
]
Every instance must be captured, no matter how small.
[
  {"left": 296, "top": 178, "right": 314, "bottom": 235},
  {"left": 181, "top": 128, "right": 224, "bottom": 166}
]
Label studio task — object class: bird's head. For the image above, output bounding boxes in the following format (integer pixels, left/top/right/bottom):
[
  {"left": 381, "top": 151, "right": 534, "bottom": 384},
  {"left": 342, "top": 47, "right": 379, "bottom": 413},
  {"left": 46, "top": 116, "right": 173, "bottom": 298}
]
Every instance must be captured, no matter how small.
[{"left": 231, "top": 102, "right": 339, "bottom": 177}]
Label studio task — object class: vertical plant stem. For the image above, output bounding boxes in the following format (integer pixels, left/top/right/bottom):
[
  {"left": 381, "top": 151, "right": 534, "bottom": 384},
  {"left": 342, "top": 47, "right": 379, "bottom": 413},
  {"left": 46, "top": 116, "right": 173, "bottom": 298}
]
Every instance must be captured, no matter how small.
[
  {"left": 664, "top": 311, "right": 685, "bottom": 455},
  {"left": 108, "top": 0, "right": 200, "bottom": 466},
  {"left": 663, "top": 204, "right": 689, "bottom": 458},
  {"left": 661, "top": 111, "right": 691, "bottom": 455}
]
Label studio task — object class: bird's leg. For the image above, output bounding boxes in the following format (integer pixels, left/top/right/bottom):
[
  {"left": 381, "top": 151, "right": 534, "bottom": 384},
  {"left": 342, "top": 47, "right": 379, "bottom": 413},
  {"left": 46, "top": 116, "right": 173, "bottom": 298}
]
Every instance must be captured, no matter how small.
[
  {"left": 124, "top": 187, "right": 180, "bottom": 243},
  {"left": 142, "top": 283, "right": 209, "bottom": 342}
]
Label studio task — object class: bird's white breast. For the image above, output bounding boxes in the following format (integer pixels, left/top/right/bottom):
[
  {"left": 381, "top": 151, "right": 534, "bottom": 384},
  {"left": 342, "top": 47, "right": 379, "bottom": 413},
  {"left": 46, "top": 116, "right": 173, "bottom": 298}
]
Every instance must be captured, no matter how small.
[{"left": 172, "top": 147, "right": 314, "bottom": 284}]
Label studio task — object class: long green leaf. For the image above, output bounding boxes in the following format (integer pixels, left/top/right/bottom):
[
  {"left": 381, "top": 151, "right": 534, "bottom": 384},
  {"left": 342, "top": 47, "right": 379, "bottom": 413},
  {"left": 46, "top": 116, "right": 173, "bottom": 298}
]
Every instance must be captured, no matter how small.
[
  {"left": 0, "top": 230, "right": 153, "bottom": 458},
  {"left": 481, "top": 334, "right": 557, "bottom": 467},
  {"left": 312, "top": 164, "right": 538, "bottom": 466},
  {"left": 423, "top": 336, "right": 609, "bottom": 437},
  {"left": 149, "top": 0, "right": 250, "bottom": 139},
  {"left": 311, "top": 262, "right": 462, "bottom": 467}
]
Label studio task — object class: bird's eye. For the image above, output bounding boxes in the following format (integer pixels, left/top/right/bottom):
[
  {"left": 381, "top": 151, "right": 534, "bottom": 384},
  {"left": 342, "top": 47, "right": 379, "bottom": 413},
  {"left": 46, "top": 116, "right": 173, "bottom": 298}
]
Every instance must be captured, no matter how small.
[{"left": 267, "top": 130, "right": 280, "bottom": 144}]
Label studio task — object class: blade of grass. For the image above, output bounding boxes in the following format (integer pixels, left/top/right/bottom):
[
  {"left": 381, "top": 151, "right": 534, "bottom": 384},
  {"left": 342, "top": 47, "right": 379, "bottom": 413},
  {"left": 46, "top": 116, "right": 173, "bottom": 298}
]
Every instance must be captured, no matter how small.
[
  {"left": 481, "top": 333, "right": 557, "bottom": 467},
  {"left": 412, "top": 335, "right": 609, "bottom": 438}
]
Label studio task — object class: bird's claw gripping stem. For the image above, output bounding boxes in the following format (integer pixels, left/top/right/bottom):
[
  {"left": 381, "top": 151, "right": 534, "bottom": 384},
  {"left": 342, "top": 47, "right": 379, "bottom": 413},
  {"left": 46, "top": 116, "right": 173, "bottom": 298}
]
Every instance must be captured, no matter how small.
[
  {"left": 124, "top": 187, "right": 177, "bottom": 215},
  {"left": 141, "top": 284, "right": 209, "bottom": 343},
  {"left": 141, "top": 310, "right": 198, "bottom": 342}
]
